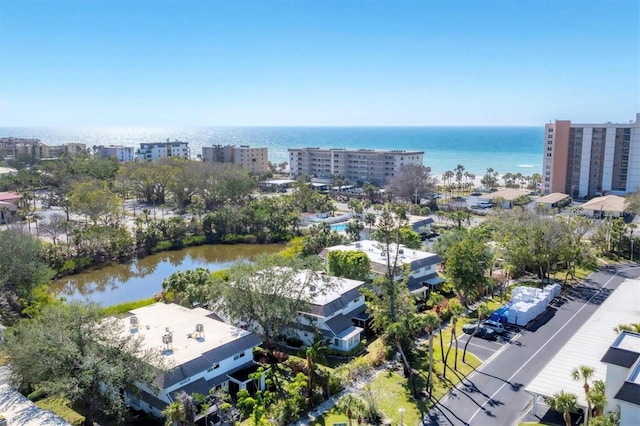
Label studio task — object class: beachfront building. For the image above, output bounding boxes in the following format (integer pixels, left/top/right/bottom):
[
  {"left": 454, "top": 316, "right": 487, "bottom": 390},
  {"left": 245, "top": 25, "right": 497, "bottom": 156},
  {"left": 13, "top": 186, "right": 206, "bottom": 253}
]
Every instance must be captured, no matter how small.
[
  {"left": 114, "top": 303, "right": 264, "bottom": 418},
  {"left": 288, "top": 147, "right": 424, "bottom": 187},
  {"left": 535, "top": 192, "right": 571, "bottom": 211},
  {"left": 136, "top": 139, "right": 190, "bottom": 162},
  {"left": 95, "top": 145, "right": 135, "bottom": 162},
  {"left": 288, "top": 271, "right": 366, "bottom": 352},
  {"left": 0, "top": 138, "right": 86, "bottom": 161},
  {"left": 202, "top": 144, "right": 269, "bottom": 174},
  {"left": 542, "top": 114, "right": 640, "bottom": 198},
  {"left": 319, "top": 240, "right": 442, "bottom": 298}
]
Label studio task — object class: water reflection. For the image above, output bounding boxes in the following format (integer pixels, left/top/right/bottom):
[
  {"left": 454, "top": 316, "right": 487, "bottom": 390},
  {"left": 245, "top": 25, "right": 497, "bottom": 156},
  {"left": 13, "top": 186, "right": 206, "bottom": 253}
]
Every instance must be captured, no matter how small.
[{"left": 50, "top": 244, "right": 284, "bottom": 307}]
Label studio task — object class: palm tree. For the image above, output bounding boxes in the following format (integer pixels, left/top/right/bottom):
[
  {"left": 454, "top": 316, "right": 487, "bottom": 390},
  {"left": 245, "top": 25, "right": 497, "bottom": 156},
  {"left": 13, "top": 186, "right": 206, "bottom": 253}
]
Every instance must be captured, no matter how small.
[
  {"left": 463, "top": 303, "right": 489, "bottom": 363},
  {"left": 454, "top": 165, "right": 465, "bottom": 196},
  {"left": 336, "top": 394, "right": 366, "bottom": 426},
  {"left": 305, "top": 334, "right": 328, "bottom": 396},
  {"left": 423, "top": 311, "right": 441, "bottom": 399},
  {"left": 587, "top": 379, "right": 607, "bottom": 418},
  {"left": 163, "top": 401, "right": 186, "bottom": 426},
  {"left": 572, "top": 365, "right": 595, "bottom": 417},
  {"left": 364, "top": 212, "right": 376, "bottom": 236},
  {"left": 443, "top": 299, "right": 464, "bottom": 376},
  {"left": 546, "top": 391, "right": 578, "bottom": 426}
]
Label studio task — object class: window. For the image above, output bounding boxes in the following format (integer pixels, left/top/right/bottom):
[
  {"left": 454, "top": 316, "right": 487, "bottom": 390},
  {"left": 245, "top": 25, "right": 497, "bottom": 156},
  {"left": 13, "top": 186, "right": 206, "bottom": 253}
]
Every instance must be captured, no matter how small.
[
  {"left": 207, "top": 363, "right": 220, "bottom": 372},
  {"left": 233, "top": 352, "right": 246, "bottom": 361}
]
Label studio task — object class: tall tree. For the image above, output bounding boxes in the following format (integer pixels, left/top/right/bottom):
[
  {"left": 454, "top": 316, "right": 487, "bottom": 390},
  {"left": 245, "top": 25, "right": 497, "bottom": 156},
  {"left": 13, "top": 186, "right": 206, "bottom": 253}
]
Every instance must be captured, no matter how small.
[
  {"left": 443, "top": 299, "right": 464, "bottom": 376},
  {"left": 336, "top": 394, "right": 366, "bottom": 426},
  {"left": 327, "top": 250, "right": 371, "bottom": 281},
  {"left": 69, "top": 179, "right": 122, "bottom": 225},
  {"left": 209, "top": 254, "right": 323, "bottom": 348},
  {"left": 423, "top": 311, "right": 441, "bottom": 399},
  {"left": 4, "top": 302, "right": 163, "bottom": 426},
  {"left": 387, "top": 164, "right": 437, "bottom": 204},
  {"left": 445, "top": 232, "right": 491, "bottom": 306}
]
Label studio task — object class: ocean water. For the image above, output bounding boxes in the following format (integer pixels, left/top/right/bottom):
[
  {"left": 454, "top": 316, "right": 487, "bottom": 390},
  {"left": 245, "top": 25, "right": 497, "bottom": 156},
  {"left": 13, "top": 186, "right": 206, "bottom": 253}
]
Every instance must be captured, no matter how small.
[{"left": 0, "top": 126, "right": 543, "bottom": 177}]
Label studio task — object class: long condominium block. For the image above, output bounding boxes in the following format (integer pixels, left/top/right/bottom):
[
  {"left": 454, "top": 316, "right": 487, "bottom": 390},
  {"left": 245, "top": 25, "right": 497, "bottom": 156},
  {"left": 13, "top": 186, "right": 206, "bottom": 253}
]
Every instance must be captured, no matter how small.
[
  {"left": 136, "top": 139, "right": 190, "bottom": 161},
  {"left": 202, "top": 144, "right": 269, "bottom": 174},
  {"left": 288, "top": 147, "right": 424, "bottom": 186},
  {"left": 542, "top": 113, "right": 640, "bottom": 198}
]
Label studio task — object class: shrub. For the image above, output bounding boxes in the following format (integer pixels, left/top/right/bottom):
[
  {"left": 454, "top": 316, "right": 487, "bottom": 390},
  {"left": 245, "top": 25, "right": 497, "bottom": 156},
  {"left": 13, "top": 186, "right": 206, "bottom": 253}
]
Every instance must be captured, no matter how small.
[
  {"left": 101, "top": 298, "right": 156, "bottom": 316},
  {"left": 35, "top": 396, "right": 85, "bottom": 426},
  {"left": 182, "top": 235, "right": 206, "bottom": 247},
  {"left": 151, "top": 240, "right": 173, "bottom": 253}
]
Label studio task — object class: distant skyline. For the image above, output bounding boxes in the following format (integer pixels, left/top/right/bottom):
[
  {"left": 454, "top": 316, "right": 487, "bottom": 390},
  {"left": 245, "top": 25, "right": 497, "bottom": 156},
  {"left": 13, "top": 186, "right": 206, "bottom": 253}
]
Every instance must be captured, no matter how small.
[{"left": 0, "top": 0, "right": 638, "bottom": 127}]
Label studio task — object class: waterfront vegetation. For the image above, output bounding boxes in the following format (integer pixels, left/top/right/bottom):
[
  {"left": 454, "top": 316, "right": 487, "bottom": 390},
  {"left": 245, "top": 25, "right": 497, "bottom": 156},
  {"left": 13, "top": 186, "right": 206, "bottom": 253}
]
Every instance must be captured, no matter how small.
[{"left": 0, "top": 153, "right": 637, "bottom": 425}]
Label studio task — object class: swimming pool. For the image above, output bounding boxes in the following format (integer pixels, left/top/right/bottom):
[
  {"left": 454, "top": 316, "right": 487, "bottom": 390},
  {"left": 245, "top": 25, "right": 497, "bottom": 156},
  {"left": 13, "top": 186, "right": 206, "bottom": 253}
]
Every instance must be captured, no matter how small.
[{"left": 330, "top": 223, "right": 349, "bottom": 232}]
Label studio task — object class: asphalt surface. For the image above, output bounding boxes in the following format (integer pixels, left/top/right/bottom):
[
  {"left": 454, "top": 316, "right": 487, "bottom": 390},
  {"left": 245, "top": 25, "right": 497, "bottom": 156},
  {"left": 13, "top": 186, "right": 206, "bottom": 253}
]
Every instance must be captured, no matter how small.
[{"left": 423, "top": 264, "right": 640, "bottom": 426}]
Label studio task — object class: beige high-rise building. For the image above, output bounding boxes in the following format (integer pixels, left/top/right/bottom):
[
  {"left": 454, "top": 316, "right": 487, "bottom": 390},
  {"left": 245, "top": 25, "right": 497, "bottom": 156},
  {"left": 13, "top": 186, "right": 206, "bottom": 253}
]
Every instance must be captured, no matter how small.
[
  {"left": 201, "top": 144, "right": 269, "bottom": 174},
  {"left": 542, "top": 114, "right": 640, "bottom": 198},
  {"left": 288, "top": 147, "right": 424, "bottom": 186}
]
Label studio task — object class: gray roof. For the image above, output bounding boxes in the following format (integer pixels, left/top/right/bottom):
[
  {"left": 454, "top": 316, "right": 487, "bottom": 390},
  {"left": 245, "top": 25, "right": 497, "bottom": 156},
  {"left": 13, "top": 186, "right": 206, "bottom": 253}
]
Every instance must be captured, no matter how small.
[
  {"left": 155, "top": 333, "right": 262, "bottom": 388},
  {"left": 614, "top": 382, "right": 640, "bottom": 406},
  {"left": 601, "top": 346, "right": 640, "bottom": 368},
  {"left": 325, "top": 313, "right": 354, "bottom": 336},
  {"left": 309, "top": 285, "right": 362, "bottom": 318}
]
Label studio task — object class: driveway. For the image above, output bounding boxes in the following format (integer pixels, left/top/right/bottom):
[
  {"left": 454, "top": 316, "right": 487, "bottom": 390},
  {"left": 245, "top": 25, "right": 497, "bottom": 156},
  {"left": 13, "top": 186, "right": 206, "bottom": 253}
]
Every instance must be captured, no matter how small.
[{"left": 423, "top": 264, "right": 640, "bottom": 426}]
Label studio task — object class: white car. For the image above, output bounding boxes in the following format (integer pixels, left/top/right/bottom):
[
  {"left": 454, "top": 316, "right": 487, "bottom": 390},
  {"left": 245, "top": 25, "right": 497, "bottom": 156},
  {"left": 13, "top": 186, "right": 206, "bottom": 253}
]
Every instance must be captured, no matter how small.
[{"left": 483, "top": 320, "right": 505, "bottom": 335}]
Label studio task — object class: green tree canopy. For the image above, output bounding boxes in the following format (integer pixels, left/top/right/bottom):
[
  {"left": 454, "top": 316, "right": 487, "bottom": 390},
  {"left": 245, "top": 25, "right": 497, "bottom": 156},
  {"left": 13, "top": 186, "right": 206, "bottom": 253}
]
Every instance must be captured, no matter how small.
[
  {"left": 4, "top": 302, "right": 163, "bottom": 426},
  {"left": 327, "top": 250, "right": 371, "bottom": 281}
]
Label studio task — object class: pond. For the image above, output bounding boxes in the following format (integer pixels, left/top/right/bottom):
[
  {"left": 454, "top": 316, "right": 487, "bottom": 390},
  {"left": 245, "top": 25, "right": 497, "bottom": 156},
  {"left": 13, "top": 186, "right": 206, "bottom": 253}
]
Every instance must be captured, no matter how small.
[{"left": 50, "top": 244, "right": 284, "bottom": 307}]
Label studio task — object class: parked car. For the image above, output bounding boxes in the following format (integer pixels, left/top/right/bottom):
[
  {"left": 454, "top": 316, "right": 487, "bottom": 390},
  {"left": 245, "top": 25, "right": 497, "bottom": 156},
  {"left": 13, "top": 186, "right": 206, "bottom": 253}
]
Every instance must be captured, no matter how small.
[
  {"left": 462, "top": 323, "right": 497, "bottom": 340},
  {"left": 483, "top": 320, "right": 506, "bottom": 335}
]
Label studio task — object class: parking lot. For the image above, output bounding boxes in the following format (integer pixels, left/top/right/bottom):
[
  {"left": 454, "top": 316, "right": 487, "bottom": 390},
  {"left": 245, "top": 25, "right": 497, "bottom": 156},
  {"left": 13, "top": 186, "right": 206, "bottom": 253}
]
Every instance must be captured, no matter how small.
[{"left": 454, "top": 324, "right": 522, "bottom": 362}]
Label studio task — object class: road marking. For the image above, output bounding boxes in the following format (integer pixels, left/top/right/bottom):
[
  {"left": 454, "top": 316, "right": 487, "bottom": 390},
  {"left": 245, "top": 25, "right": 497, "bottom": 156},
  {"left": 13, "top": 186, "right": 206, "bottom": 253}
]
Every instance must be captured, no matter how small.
[{"left": 466, "top": 267, "right": 639, "bottom": 425}]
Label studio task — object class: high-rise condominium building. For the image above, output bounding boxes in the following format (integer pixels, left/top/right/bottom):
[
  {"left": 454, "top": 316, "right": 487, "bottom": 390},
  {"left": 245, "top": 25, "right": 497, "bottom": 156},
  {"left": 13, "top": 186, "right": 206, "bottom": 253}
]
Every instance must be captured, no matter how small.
[
  {"left": 201, "top": 144, "right": 269, "bottom": 174},
  {"left": 542, "top": 113, "right": 640, "bottom": 198},
  {"left": 135, "top": 139, "right": 190, "bottom": 161},
  {"left": 288, "top": 147, "right": 424, "bottom": 186}
]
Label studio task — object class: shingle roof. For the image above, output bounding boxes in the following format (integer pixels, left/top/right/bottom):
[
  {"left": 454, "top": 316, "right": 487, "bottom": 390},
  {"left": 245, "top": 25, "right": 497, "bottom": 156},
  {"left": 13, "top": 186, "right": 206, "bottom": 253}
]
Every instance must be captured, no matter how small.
[
  {"left": 536, "top": 193, "right": 571, "bottom": 204},
  {"left": 601, "top": 346, "right": 640, "bottom": 368},
  {"left": 325, "top": 313, "right": 354, "bottom": 336},
  {"left": 614, "top": 382, "right": 640, "bottom": 406},
  {"left": 580, "top": 195, "right": 627, "bottom": 213}
]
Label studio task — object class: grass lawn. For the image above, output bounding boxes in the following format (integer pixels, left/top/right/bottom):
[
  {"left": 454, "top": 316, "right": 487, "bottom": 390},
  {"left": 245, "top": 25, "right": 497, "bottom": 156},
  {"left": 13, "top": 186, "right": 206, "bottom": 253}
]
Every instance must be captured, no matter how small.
[{"left": 311, "top": 326, "right": 481, "bottom": 425}]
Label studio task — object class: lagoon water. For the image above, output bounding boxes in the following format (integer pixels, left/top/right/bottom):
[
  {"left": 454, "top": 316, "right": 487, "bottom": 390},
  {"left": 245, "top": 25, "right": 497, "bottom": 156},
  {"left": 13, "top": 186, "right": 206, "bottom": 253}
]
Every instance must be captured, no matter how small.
[
  {"left": 0, "top": 126, "right": 543, "bottom": 177},
  {"left": 50, "top": 244, "right": 284, "bottom": 307}
]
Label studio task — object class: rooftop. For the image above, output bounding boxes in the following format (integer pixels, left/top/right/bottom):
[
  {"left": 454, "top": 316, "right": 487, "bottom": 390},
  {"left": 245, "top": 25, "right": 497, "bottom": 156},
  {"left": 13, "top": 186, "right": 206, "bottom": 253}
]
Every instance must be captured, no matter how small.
[
  {"left": 0, "top": 384, "right": 71, "bottom": 426},
  {"left": 526, "top": 279, "right": 640, "bottom": 408},
  {"left": 580, "top": 195, "right": 628, "bottom": 213},
  {"left": 321, "top": 240, "right": 441, "bottom": 272},
  {"left": 536, "top": 192, "right": 571, "bottom": 204},
  {"left": 119, "top": 303, "right": 259, "bottom": 368},
  {"left": 480, "top": 188, "right": 531, "bottom": 201}
]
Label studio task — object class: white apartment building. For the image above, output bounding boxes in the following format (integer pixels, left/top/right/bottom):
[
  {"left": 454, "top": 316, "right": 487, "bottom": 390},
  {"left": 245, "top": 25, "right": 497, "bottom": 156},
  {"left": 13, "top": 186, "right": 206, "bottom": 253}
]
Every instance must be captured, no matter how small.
[
  {"left": 136, "top": 139, "right": 190, "bottom": 161},
  {"left": 289, "top": 271, "right": 366, "bottom": 352},
  {"left": 202, "top": 144, "right": 269, "bottom": 174},
  {"left": 95, "top": 145, "right": 135, "bottom": 162},
  {"left": 601, "top": 331, "right": 640, "bottom": 425},
  {"left": 320, "top": 240, "right": 442, "bottom": 298},
  {"left": 288, "top": 147, "right": 424, "bottom": 186},
  {"left": 115, "top": 303, "right": 264, "bottom": 417},
  {"left": 542, "top": 113, "right": 640, "bottom": 198}
]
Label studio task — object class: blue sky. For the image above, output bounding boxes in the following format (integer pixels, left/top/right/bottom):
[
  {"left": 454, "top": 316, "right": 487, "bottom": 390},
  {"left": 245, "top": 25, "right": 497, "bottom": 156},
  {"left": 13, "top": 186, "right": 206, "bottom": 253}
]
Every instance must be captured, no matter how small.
[{"left": 0, "top": 0, "right": 638, "bottom": 126}]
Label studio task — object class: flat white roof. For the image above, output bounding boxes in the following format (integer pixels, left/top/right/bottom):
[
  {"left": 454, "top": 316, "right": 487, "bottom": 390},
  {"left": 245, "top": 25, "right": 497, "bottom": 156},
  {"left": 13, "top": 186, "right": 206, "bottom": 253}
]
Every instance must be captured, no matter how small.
[
  {"left": 119, "top": 303, "right": 255, "bottom": 367},
  {"left": 616, "top": 332, "right": 640, "bottom": 353},
  {"left": 0, "top": 384, "right": 70, "bottom": 425},
  {"left": 526, "top": 279, "right": 640, "bottom": 408},
  {"left": 323, "top": 239, "right": 438, "bottom": 267}
]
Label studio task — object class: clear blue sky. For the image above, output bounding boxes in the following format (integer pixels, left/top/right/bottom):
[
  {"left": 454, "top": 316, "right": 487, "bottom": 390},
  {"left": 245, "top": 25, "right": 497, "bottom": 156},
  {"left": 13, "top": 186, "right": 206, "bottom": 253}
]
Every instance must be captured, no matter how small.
[{"left": 0, "top": 0, "right": 638, "bottom": 126}]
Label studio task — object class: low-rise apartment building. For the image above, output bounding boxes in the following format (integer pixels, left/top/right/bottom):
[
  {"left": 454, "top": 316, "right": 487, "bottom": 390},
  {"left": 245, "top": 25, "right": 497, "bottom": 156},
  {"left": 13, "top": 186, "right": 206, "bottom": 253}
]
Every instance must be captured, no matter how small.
[
  {"left": 320, "top": 240, "right": 442, "bottom": 298},
  {"left": 542, "top": 113, "right": 640, "bottom": 198},
  {"left": 0, "top": 138, "right": 86, "bottom": 160},
  {"left": 115, "top": 303, "right": 264, "bottom": 417},
  {"left": 136, "top": 139, "right": 190, "bottom": 161},
  {"left": 202, "top": 144, "right": 269, "bottom": 174},
  {"left": 288, "top": 147, "right": 424, "bottom": 186}
]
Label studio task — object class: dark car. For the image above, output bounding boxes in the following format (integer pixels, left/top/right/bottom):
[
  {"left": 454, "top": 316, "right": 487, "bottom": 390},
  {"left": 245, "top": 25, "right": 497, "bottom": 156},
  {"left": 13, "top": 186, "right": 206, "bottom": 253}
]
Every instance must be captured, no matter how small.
[{"left": 462, "top": 323, "right": 497, "bottom": 340}]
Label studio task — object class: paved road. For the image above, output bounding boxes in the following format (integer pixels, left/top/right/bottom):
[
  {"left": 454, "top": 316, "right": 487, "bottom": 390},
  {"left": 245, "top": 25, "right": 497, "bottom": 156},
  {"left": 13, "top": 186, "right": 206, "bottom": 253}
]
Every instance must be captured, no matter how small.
[{"left": 423, "top": 264, "right": 640, "bottom": 426}]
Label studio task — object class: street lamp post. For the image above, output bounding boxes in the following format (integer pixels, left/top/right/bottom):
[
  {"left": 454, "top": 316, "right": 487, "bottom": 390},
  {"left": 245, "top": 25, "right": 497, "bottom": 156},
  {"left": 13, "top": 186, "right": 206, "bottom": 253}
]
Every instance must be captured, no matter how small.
[
  {"left": 414, "top": 189, "right": 419, "bottom": 205},
  {"left": 399, "top": 407, "right": 405, "bottom": 425}
]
